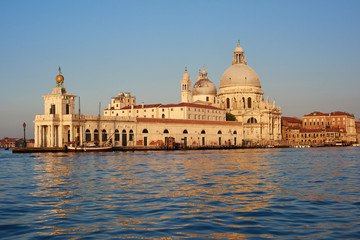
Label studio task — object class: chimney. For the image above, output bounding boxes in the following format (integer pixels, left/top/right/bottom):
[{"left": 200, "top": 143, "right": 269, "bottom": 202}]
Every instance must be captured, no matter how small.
[{"left": 142, "top": 102, "right": 144, "bottom": 108}]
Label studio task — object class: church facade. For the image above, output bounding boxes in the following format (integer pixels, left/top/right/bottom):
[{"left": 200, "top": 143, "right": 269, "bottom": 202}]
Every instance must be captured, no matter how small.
[
  {"left": 179, "top": 41, "right": 282, "bottom": 143},
  {"left": 34, "top": 42, "right": 282, "bottom": 148}
]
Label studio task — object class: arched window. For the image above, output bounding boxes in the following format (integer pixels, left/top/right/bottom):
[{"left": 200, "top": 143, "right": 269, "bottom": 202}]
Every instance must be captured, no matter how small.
[
  {"left": 85, "top": 129, "right": 91, "bottom": 142},
  {"left": 248, "top": 97, "right": 252, "bottom": 108},
  {"left": 142, "top": 129, "right": 148, "bottom": 133},
  {"left": 163, "top": 129, "right": 169, "bottom": 134},
  {"left": 94, "top": 129, "right": 99, "bottom": 141},
  {"left": 226, "top": 98, "right": 230, "bottom": 108},
  {"left": 218, "top": 130, "right": 222, "bottom": 134},
  {"left": 122, "top": 129, "right": 127, "bottom": 147},
  {"left": 242, "top": 97, "right": 245, "bottom": 108},
  {"left": 102, "top": 129, "right": 107, "bottom": 141},
  {"left": 247, "top": 117, "right": 257, "bottom": 124},
  {"left": 115, "top": 129, "right": 120, "bottom": 142},
  {"left": 183, "top": 129, "right": 188, "bottom": 134},
  {"left": 201, "top": 130, "right": 206, "bottom": 134},
  {"left": 129, "top": 129, "right": 134, "bottom": 141},
  {"left": 162, "top": 114, "right": 165, "bottom": 118},
  {"left": 233, "top": 130, "right": 237, "bottom": 135}
]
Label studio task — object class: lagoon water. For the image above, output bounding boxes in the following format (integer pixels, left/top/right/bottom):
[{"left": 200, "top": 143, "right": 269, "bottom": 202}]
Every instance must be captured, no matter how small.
[{"left": 0, "top": 147, "right": 359, "bottom": 239}]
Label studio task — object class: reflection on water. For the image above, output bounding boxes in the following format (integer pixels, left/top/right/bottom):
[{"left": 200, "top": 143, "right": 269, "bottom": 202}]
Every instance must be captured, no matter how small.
[{"left": 0, "top": 148, "right": 359, "bottom": 239}]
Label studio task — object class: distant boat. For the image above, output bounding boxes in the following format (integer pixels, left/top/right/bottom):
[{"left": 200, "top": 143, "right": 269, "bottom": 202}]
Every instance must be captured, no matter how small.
[
  {"left": 294, "top": 145, "right": 311, "bottom": 148},
  {"left": 352, "top": 143, "right": 360, "bottom": 147}
]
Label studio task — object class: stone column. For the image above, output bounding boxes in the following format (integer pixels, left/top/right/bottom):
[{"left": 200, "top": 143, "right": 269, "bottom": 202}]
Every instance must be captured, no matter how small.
[
  {"left": 50, "top": 124, "right": 54, "bottom": 147},
  {"left": 34, "top": 125, "right": 38, "bottom": 147},
  {"left": 40, "top": 126, "right": 43, "bottom": 147},
  {"left": 79, "top": 124, "right": 83, "bottom": 146},
  {"left": 59, "top": 124, "right": 63, "bottom": 147}
]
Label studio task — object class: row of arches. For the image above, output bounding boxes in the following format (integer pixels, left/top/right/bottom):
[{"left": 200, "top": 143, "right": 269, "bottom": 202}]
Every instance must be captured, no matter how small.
[
  {"left": 85, "top": 129, "right": 135, "bottom": 146},
  {"left": 83, "top": 128, "right": 240, "bottom": 147},
  {"left": 226, "top": 97, "right": 253, "bottom": 109},
  {"left": 85, "top": 128, "right": 242, "bottom": 137}
]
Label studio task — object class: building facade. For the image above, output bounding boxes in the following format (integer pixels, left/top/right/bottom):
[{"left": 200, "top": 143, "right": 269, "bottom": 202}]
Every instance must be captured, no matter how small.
[
  {"left": 303, "top": 111, "right": 356, "bottom": 144},
  {"left": 34, "top": 75, "right": 240, "bottom": 148},
  {"left": 282, "top": 111, "right": 357, "bottom": 146},
  {"left": 35, "top": 42, "right": 284, "bottom": 148}
]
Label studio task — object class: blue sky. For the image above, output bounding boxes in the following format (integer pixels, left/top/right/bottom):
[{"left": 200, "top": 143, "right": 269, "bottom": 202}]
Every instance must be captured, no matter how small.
[{"left": 1, "top": 0, "right": 360, "bottom": 138}]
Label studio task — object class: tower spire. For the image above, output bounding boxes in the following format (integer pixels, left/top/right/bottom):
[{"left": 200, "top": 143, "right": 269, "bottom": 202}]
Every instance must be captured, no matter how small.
[
  {"left": 181, "top": 67, "right": 191, "bottom": 103},
  {"left": 232, "top": 41, "right": 246, "bottom": 65}
]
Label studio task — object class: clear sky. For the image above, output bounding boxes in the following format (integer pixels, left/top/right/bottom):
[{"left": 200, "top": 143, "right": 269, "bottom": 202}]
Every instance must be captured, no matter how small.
[{"left": 1, "top": 0, "right": 360, "bottom": 139}]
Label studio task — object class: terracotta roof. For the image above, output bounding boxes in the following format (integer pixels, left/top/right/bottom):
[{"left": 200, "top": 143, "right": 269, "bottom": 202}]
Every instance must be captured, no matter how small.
[
  {"left": 299, "top": 128, "right": 324, "bottom": 133},
  {"left": 330, "top": 111, "right": 354, "bottom": 117},
  {"left": 304, "top": 111, "right": 354, "bottom": 117},
  {"left": 160, "top": 103, "right": 224, "bottom": 110},
  {"left": 303, "top": 111, "right": 327, "bottom": 117},
  {"left": 120, "top": 103, "right": 224, "bottom": 111},
  {"left": 281, "top": 116, "right": 302, "bottom": 123},
  {"left": 137, "top": 118, "right": 242, "bottom": 126}
]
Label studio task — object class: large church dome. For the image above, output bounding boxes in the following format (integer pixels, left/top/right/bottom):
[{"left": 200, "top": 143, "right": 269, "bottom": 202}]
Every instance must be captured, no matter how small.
[
  {"left": 220, "top": 64, "right": 260, "bottom": 88},
  {"left": 219, "top": 42, "right": 261, "bottom": 89}
]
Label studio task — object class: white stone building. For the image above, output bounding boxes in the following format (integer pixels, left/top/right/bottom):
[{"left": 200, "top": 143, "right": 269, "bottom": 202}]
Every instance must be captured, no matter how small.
[{"left": 34, "top": 42, "right": 282, "bottom": 148}]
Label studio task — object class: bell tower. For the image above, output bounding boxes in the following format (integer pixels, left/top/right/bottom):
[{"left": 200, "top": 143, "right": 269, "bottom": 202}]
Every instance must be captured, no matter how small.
[{"left": 181, "top": 67, "right": 192, "bottom": 103}]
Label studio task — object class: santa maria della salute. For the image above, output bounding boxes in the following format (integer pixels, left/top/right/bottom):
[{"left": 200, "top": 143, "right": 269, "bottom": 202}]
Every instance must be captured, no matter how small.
[{"left": 33, "top": 42, "right": 282, "bottom": 149}]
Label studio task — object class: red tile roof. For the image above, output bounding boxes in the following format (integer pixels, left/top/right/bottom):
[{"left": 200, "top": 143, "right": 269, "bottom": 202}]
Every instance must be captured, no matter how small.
[
  {"left": 330, "top": 111, "right": 354, "bottom": 117},
  {"left": 281, "top": 116, "right": 302, "bottom": 123},
  {"left": 304, "top": 111, "right": 354, "bottom": 117},
  {"left": 160, "top": 103, "right": 223, "bottom": 110},
  {"left": 136, "top": 118, "right": 242, "bottom": 126},
  {"left": 119, "top": 103, "right": 224, "bottom": 111},
  {"left": 299, "top": 128, "right": 324, "bottom": 133},
  {"left": 303, "top": 111, "right": 328, "bottom": 117}
]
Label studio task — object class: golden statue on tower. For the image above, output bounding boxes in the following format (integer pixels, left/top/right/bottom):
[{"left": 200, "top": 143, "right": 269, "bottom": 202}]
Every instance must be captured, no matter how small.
[{"left": 56, "top": 66, "right": 64, "bottom": 87}]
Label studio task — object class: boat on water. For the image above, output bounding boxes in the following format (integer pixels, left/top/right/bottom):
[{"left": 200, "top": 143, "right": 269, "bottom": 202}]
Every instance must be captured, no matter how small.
[
  {"left": 66, "top": 142, "right": 112, "bottom": 152},
  {"left": 66, "top": 101, "right": 113, "bottom": 152}
]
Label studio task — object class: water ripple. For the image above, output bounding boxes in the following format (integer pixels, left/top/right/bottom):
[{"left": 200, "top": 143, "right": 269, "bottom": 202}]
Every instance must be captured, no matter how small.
[{"left": 0, "top": 148, "right": 360, "bottom": 239}]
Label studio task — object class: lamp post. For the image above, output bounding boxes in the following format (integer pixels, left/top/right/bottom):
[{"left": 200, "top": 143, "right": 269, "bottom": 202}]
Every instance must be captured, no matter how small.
[{"left": 23, "top": 122, "right": 26, "bottom": 148}]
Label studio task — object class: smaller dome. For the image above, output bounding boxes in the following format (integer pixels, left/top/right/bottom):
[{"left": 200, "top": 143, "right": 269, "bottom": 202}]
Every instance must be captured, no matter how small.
[
  {"left": 192, "top": 78, "right": 217, "bottom": 96},
  {"left": 234, "top": 45, "right": 243, "bottom": 53},
  {"left": 234, "top": 40, "right": 244, "bottom": 53},
  {"left": 56, "top": 74, "right": 64, "bottom": 83},
  {"left": 119, "top": 92, "right": 124, "bottom": 96}
]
